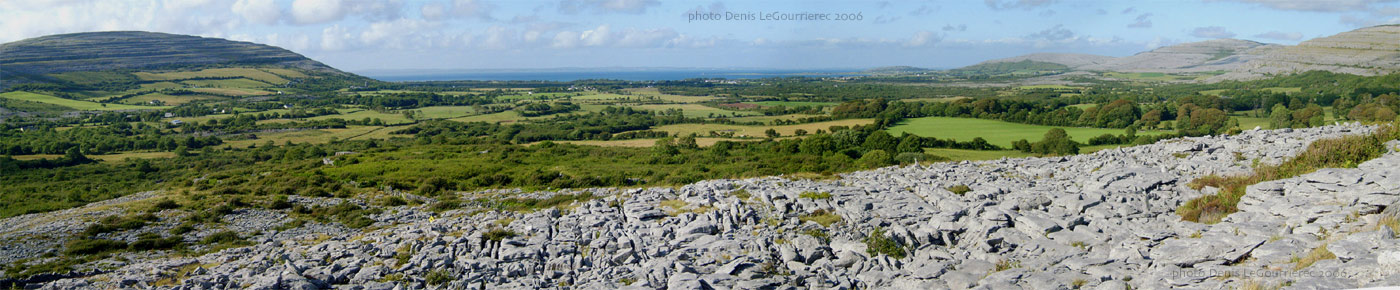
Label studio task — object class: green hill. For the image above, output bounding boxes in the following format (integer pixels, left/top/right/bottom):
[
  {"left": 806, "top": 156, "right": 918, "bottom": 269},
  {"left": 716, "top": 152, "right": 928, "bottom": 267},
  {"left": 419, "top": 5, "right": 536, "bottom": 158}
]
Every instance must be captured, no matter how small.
[{"left": 0, "top": 31, "right": 370, "bottom": 111}]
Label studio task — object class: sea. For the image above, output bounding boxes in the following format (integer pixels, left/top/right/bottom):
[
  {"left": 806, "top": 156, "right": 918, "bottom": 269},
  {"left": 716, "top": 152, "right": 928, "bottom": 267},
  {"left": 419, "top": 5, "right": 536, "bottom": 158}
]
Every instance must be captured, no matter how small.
[{"left": 361, "top": 68, "right": 865, "bottom": 82}]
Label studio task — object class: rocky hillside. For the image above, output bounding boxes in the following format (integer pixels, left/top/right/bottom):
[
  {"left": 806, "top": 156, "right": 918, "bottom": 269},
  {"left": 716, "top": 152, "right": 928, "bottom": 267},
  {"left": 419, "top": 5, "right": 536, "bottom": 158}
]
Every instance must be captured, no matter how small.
[
  {"left": 5, "top": 123, "right": 1399, "bottom": 289},
  {"left": 1244, "top": 25, "right": 1400, "bottom": 77},
  {"left": 970, "top": 25, "right": 1400, "bottom": 81},
  {"left": 0, "top": 31, "right": 347, "bottom": 87}
]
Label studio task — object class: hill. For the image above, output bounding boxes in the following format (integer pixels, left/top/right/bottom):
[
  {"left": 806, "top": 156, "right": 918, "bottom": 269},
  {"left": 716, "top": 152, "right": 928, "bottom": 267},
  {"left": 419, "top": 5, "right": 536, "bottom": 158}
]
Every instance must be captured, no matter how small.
[
  {"left": 863, "top": 66, "right": 932, "bottom": 74},
  {"left": 0, "top": 31, "right": 342, "bottom": 81},
  {"left": 963, "top": 25, "right": 1400, "bottom": 82},
  {"left": 0, "top": 31, "right": 366, "bottom": 111}
]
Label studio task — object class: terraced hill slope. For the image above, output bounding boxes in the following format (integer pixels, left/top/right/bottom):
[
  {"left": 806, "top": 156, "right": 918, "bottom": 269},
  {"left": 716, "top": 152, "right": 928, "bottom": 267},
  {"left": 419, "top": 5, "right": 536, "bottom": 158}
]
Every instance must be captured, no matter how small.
[
  {"left": 0, "top": 31, "right": 339, "bottom": 77},
  {"left": 967, "top": 25, "right": 1400, "bottom": 81}
]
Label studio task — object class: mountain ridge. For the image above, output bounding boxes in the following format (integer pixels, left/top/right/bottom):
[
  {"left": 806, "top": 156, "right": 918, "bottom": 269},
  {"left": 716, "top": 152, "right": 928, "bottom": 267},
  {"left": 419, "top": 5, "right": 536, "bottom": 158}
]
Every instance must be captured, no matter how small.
[{"left": 967, "top": 25, "right": 1400, "bottom": 81}]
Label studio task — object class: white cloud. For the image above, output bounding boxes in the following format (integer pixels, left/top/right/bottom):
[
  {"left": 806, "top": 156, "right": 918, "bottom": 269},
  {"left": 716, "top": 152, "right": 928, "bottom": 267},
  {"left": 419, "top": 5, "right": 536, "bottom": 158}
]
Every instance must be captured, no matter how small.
[
  {"left": 906, "top": 31, "right": 942, "bottom": 47},
  {"left": 233, "top": 0, "right": 281, "bottom": 25},
  {"left": 1190, "top": 26, "right": 1236, "bottom": 38},
  {"left": 551, "top": 30, "right": 581, "bottom": 48},
  {"left": 1211, "top": 0, "right": 1398, "bottom": 12},
  {"left": 559, "top": 0, "right": 660, "bottom": 14},
  {"left": 320, "top": 24, "right": 352, "bottom": 51},
  {"left": 291, "top": 0, "right": 346, "bottom": 24},
  {"left": 984, "top": 0, "right": 1056, "bottom": 10},
  {"left": 420, "top": 2, "right": 447, "bottom": 20},
  {"left": 580, "top": 25, "right": 611, "bottom": 46}
]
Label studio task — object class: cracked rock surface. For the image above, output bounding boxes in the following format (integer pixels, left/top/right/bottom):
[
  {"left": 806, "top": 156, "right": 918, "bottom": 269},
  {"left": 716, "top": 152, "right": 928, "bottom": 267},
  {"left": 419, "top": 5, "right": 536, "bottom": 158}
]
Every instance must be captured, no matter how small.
[{"left": 10, "top": 123, "right": 1400, "bottom": 289}]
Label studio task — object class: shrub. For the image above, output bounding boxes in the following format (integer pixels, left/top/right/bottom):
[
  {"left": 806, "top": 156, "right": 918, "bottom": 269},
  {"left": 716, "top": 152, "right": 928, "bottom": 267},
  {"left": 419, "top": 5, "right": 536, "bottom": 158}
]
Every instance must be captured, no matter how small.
[
  {"left": 863, "top": 228, "right": 905, "bottom": 259},
  {"left": 64, "top": 239, "right": 128, "bottom": 256},
  {"left": 799, "top": 191, "right": 832, "bottom": 199},
  {"left": 483, "top": 229, "right": 517, "bottom": 242},
  {"left": 425, "top": 269, "right": 453, "bottom": 286},
  {"left": 200, "top": 231, "right": 243, "bottom": 245},
  {"left": 128, "top": 233, "right": 183, "bottom": 251},
  {"left": 150, "top": 199, "right": 181, "bottom": 211}
]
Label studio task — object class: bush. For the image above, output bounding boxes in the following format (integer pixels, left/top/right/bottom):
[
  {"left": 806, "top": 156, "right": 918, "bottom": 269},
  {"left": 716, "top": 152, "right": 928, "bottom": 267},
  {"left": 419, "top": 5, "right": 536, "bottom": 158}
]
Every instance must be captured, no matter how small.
[
  {"left": 483, "top": 229, "right": 517, "bottom": 242},
  {"left": 84, "top": 214, "right": 158, "bottom": 236},
  {"left": 128, "top": 233, "right": 183, "bottom": 251},
  {"left": 64, "top": 239, "right": 128, "bottom": 256},
  {"left": 425, "top": 269, "right": 453, "bottom": 286},
  {"left": 798, "top": 191, "right": 832, "bottom": 199},
  {"left": 863, "top": 228, "right": 905, "bottom": 259},
  {"left": 200, "top": 231, "right": 243, "bottom": 245},
  {"left": 150, "top": 199, "right": 180, "bottom": 211}
]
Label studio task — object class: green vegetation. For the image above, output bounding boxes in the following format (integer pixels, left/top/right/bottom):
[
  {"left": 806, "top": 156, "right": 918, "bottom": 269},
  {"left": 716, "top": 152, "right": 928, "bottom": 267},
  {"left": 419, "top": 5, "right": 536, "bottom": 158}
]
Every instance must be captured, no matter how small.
[
  {"left": 1293, "top": 244, "right": 1336, "bottom": 270},
  {"left": 0, "top": 91, "right": 160, "bottom": 110},
  {"left": 887, "top": 117, "right": 1167, "bottom": 148},
  {"left": 863, "top": 228, "right": 906, "bottom": 259},
  {"left": 799, "top": 209, "right": 843, "bottom": 227},
  {"left": 1179, "top": 124, "right": 1399, "bottom": 223},
  {"left": 947, "top": 185, "right": 971, "bottom": 195},
  {"left": 799, "top": 191, "right": 832, "bottom": 199}
]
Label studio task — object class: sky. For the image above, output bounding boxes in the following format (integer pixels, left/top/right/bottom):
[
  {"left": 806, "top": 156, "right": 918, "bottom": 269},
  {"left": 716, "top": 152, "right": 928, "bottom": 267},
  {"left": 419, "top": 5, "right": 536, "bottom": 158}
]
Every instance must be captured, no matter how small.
[{"left": 1, "top": 0, "right": 1397, "bottom": 72}]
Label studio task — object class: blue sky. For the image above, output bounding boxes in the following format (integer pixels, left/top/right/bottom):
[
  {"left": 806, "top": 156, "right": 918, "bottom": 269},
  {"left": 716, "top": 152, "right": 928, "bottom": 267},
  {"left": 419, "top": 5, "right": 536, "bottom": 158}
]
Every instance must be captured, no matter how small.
[{"left": 1, "top": 0, "right": 1397, "bottom": 72}]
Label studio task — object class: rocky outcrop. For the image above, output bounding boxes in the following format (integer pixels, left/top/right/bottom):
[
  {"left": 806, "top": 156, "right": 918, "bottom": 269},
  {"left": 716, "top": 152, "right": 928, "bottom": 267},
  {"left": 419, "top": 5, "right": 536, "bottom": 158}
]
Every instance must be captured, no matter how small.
[{"left": 9, "top": 123, "right": 1400, "bottom": 289}]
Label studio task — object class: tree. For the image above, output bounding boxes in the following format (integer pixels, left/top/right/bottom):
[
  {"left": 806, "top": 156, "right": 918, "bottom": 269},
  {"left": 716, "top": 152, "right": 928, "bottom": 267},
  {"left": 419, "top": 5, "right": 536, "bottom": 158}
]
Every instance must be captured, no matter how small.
[
  {"left": 1030, "top": 128, "right": 1078, "bottom": 156},
  {"left": 858, "top": 150, "right": 891, "bottom": 168},
  {"left": 1269, "top": 104, "right": 1292, "bottom": 129},
  {"left": 793, "top": 129, "right": 808, "bottom": 136},
  {"left": 765, "top": 129, "right": 780, "bottom": 138},
  {"left": 1138, "top": 109, "right": 1162, "bottom": 129},
  {"left": 63, "top": 148, "right": 93, "bottom": 164},
  {"left": 896, "top": 135, "right": 923, "bottom": 153},
  {"left": 799, "top": 134, "right": 835, "bottom": 155},
  {"left": 677, "top": 134, "right": 699, "bottom": 149},
  {"left": 862, "top": 131, "right": 898, "bottom": 153}
]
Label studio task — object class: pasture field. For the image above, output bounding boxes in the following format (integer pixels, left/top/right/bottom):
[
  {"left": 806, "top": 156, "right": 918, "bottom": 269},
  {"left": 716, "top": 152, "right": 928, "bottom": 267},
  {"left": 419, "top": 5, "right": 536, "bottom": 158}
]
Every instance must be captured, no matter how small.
[
  {"left": 632, "top": 104, "right": 760, "bottom": 118},
  {"left": 124, "top": 93, "right": 222, "bottom": 105},
  {"left": 223, "top": 126, "right": 388, "bottom": 148},
  {"left": 744, "top": 101, "right": 838, "bottom": 108},
  {"left": 653, "top": 119, "right": 875, "bottom": 137},
  {"left": 132, "top": 68, "right": 290, "bottom": 84},
  {"left": 46, "top": 71, "right": 136, "bottom": 85},
  {"left": 0, "top": 91, "right": 161, "bottom": 110},
  {"left": 182, "top": 78, "right": 273, "bottom": 88},
  {"left": 259, "top": 68, "right": 309, "bottom": 78},
  {"left": 541, "top": 137, "right": 756, "bottom": 148},
  {"left": 900, "top": 96, "right": 970, "bottom": 103},
  {"left": 308, "top": 109, "right": 414, "bottom": 124},
  {"left": 727, "top": 114, "right": 826, "bottom": 123},
  {"left": 1017, "top": 84, "right": 1081, "bottom": 90},
  {"left": 191, "top": 87, "right": 273, "bottom": 96},
  {"left": 886, "top": 116, "right": 1169, "bottom": 147},
  {"left": 416, "top": 106, "right": 479, "bottom": 119}
]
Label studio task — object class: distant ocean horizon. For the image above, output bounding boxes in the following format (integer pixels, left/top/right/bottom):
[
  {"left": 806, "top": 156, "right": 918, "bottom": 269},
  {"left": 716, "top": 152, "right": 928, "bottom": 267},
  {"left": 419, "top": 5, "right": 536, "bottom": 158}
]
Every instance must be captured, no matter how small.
[{"left": 361, "top": 68, "right": 867, "bottom": 82}]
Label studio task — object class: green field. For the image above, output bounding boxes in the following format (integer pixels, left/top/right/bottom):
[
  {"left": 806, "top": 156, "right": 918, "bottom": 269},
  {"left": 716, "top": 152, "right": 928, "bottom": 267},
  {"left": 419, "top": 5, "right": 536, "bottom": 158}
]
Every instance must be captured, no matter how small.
[
  {"left": 743, "top": 101, "right": 838, "bottom": 108},
  {"left": 0, "top": 91, "right": 163, "bottom": 111},
  {"left": 308, "top": 109, "right": 414, "bottom": 124},
  {"left": 416, "top": 106, "right": 479, "bottom": 119},
  {"left": 886, "top": 116, "right": 1164, "bottom": 147},
  {"left": 632, "top": 104, "right": 760, "bottom": 118},
  {"left": 653, "top": 119, "right": 875, "bottom": 137},
  {"left": 133, "top": 68, "right": 290, "bottom": 84},
  {"left": 124, "top": 93, "right": 222, "bottom": 105}
]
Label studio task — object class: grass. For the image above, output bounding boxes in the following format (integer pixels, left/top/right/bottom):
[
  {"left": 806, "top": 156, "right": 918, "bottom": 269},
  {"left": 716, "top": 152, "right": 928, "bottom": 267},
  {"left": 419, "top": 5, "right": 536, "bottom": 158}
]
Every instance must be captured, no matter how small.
[
  {"left": 1178, "top": 124, "right": 1398, "bottom": 223},
  {"left": 799, "top": 209, "right": 843, "bottom": 227},
  {"left": 124, "top": 93, "right": 222, "bottom": 105},
  {"left": 133, "top": 68, "right": 290, "bottom": 84},
  {"left": 799, "top": 191, "right": 832, "bottom": 199},
  {"left": 222, "top": 126, "right": 389, "bottom": 148},
  {"left": 887, "top": 117, "right": 1169, "bottom": 147},
  {"left": 1293, "top": 244, "right": 1336, "bottom": 270},
  {"left": 0, "top": 91, "right": 163, "bottom": 110},
  {"left": 652, "top": 119, "right": 875, "bottom": 137},
  {"left": 415, "top": 106, "right": 480, "bottom": 119},
  {"left": 632, "top": 104, "right": 761, "bottom": 118},
  {"left": 544, "top": 137, "right": 749, "bottom": 148},
  {"left": 181, "top": 78, "right": 273, "bottom": 89},
  {"left": 743, "top": 101, "right": 838, "bottom": 108},
  {"left": 308, "top": 109, "right": 413, "bottom": 124},
  {"left": 993, "top": 259, "right": 1023, "bottom": 272},
  {"left": 947, "top": 185, "right": 971, "bottom": 195}
]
